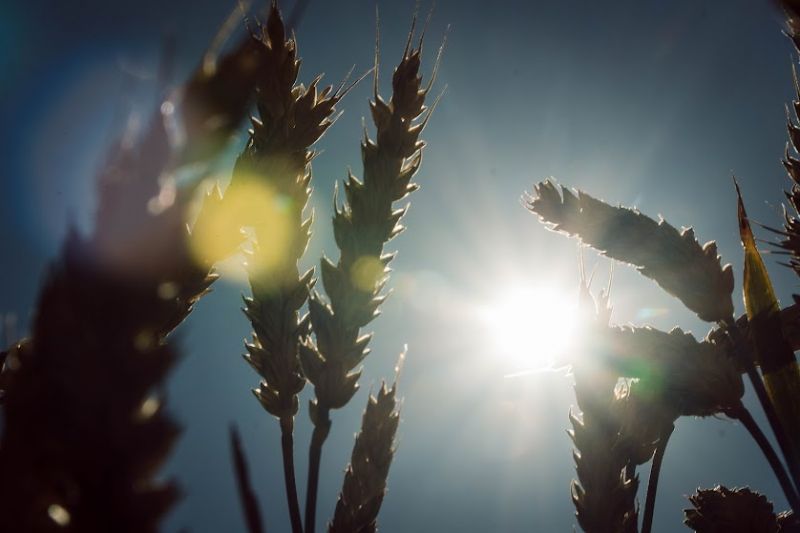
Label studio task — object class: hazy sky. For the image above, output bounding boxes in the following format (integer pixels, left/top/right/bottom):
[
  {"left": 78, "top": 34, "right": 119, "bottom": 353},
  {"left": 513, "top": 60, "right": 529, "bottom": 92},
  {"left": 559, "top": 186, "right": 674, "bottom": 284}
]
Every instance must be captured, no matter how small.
[{"left": 2, "top": 0, "right": 799, "bottom": 531}]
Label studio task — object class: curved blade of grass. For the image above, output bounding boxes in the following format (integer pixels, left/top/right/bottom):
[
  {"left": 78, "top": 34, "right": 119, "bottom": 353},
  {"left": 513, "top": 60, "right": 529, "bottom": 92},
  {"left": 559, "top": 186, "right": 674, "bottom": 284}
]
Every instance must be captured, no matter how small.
[{"left": 230, "top": 425, "right": 266, "bottom": 533}]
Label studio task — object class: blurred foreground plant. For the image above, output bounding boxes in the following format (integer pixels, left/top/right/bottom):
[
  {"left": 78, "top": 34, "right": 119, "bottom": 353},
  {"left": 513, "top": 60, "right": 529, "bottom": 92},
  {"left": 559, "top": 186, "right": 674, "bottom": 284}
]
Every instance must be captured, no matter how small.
[{"left": 0, "top": 9, "right": 265, "bottom": 529}]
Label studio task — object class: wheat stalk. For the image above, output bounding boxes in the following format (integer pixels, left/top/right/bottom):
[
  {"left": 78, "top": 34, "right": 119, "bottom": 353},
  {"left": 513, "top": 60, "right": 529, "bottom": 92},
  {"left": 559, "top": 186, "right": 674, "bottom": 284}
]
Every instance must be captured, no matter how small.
[
  {"left": 299, "top": 20, "right": 440, "bottom": 532},
  {"left": 526, "top": 180, "right": 734, "bottom": 323},
  {"left": 230, "top": 4, "right": 347, "bottom": 532},
  {"left": 239, "top": 2, "right": 343, "bottom": 422},
  {"left": 328, "top": 382, "right": 399, "bottom": 533},
  {"left": 300, "top": 33, "right": 434, "bottom": 414}
]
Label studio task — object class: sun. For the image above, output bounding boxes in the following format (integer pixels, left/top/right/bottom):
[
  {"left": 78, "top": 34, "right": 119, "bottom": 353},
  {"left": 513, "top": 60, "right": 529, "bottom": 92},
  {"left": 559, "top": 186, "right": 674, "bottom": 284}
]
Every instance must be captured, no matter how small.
[{"left": 480, "top": 285, "right": 578, "bottom": 374}]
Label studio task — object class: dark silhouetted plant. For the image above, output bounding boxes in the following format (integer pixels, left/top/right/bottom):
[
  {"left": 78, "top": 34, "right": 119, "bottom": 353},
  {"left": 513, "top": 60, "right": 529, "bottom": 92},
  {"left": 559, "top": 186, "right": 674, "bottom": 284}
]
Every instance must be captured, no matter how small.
[
  {"left": 227, "top": 6, "right": 440, "bottom": 532},
  {"left": 0, "top": 12, "right": 264, "bottom": 529},
  {"left": 299, "top": 21, "right": 440, "bottom": 532},
  {"left": 525, "top": 2, "right": 800, "bottom": 531},
  {"left": 527, "top": 179, "right": 800, "bottom": 533}
]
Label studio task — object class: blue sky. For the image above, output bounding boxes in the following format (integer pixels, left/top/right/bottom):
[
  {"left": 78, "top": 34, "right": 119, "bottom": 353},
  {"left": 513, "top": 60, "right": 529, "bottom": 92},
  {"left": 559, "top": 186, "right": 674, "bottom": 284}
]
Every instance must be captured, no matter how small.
[{"left": 2, "top": 0, "right": 799, "bottom": 531}]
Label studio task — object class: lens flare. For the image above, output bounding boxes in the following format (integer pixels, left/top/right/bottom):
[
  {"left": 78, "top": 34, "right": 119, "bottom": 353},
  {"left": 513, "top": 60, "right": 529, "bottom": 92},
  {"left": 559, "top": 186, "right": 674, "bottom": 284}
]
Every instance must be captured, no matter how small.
[{"left": 189, "top": 179, "right": 293, "bottom": 283}]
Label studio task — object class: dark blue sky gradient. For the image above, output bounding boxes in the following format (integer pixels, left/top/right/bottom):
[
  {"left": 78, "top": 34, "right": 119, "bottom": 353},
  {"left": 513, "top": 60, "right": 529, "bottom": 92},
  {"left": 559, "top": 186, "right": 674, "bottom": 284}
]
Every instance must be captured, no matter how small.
[{"left": 2, "top": 0, "right": 799, "bottom": 531}]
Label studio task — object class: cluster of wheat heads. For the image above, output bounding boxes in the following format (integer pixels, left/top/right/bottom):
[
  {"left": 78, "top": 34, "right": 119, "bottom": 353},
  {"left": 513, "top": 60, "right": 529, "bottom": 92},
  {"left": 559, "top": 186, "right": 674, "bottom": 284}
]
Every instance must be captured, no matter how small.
[
  {"left": 0, "top": 2, "right": 438, "bottom": 532},
  {"left": 527, "top": 177, "right": 799, "bottom": 532},
  {"left": 524, "top": 4, "right": 800, "bottom": 531},
  {"left": 232, "top": 5, "right": 440, "bottom": 532}
]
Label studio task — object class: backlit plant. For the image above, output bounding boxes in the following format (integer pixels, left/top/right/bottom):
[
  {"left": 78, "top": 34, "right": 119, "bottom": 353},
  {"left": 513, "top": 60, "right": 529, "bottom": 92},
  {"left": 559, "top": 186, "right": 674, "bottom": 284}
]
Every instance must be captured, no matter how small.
[{"left": 525, "top": 3, "right": 800, "bottom": 530}]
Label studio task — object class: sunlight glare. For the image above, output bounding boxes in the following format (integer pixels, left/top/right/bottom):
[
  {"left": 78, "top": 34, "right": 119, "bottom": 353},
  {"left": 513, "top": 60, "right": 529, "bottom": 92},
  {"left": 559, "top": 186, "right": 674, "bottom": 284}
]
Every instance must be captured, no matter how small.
[{"left": 481, "top": 285, "right": 577, "bottom": 374}]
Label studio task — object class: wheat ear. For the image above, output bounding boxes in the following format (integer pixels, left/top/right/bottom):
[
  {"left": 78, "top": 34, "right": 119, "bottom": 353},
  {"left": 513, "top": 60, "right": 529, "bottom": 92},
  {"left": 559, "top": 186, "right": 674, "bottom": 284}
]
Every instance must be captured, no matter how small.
[
  {"left": 779, "top": 64, "right": 800, "bottom": 276},
  {"left": 600, "top": 325, "right": 797, "bottom": 516},
  {"left": 569, "top": 278, "right": 640, "bottom": 533},
  {"left": 328, "top": 382, "right": 399, "bottom": 533},
  {"left": 300, "top": 21, "right": 439, "bottom": 532},
  {"left": 233, "top": 4, "right": 345, "bottom": 533},
  {"left": 776, "top": 0, "right": 800, "bottom": 279},
  {"left": 595, "top": 325, "right": 743, "bottom": 418},
  {"left": 240, "top": 1, "right": 344, "bottom": 422},
  {"left": 684, "top": 486, "right": 783, "bottom": 532},
  {"left": 526, "top": 181, "right": 734, "bottom": 323},
  {"left": 571, "top": 366, "right": 640, "bottom": 533}
]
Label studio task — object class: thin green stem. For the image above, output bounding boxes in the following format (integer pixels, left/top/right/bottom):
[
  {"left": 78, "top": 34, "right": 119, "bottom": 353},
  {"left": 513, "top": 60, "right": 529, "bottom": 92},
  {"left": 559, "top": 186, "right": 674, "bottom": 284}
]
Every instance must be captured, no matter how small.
[
  {"left": 305, "top": 407, "right": 331, "bottom": 533},
  {"left": 280, "top": 416, "right": 303, "bottom": 533},
  {"left": 731, "top": 403, "right": 800, "bottom": 514},
  {"left": 641, "top": 424, "right": 674, "bottom": 533}
]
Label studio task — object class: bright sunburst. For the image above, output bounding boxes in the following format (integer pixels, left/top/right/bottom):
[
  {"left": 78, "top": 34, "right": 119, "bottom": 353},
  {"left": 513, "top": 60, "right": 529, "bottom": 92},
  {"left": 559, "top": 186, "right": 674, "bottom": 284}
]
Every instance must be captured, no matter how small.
[{"left": 480, "top": 285, "right": 578, "bottom": 374}]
